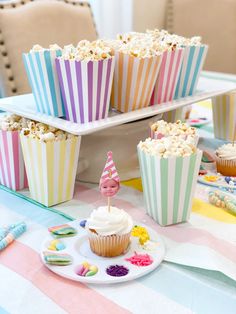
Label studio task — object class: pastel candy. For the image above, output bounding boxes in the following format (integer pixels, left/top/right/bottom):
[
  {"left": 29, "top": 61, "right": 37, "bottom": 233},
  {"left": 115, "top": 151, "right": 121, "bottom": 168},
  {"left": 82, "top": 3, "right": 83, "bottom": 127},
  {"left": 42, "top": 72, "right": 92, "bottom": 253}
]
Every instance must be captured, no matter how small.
[
  {"left": 75, "top": 262, "right": 98, "bottom": 277},
  {"left": 56, "top": 243, "right": 65, "bottom": 250}
]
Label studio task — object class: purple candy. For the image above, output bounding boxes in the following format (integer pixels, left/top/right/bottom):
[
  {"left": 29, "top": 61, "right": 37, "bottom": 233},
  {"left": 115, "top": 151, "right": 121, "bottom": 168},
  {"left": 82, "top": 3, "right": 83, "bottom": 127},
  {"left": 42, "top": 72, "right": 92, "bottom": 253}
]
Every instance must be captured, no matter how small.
[{"left": 106, "top": 265, "right": 129, "bottom": 277}]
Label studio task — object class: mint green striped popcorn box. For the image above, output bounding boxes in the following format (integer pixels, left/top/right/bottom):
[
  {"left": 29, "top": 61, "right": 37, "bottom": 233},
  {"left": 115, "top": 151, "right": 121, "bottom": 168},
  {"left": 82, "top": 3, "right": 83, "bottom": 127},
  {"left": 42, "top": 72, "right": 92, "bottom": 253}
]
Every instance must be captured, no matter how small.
[{"left": 138, "top": 147, "right": 202, "bottom": 226}]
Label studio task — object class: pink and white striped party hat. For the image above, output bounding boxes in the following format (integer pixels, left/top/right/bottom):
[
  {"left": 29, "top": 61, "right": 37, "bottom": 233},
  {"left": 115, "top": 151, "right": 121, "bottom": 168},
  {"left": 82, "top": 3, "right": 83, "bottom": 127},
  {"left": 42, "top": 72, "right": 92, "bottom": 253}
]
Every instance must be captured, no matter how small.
[{"left": 100, "top": 151, "right": 120, "bottom": 184}]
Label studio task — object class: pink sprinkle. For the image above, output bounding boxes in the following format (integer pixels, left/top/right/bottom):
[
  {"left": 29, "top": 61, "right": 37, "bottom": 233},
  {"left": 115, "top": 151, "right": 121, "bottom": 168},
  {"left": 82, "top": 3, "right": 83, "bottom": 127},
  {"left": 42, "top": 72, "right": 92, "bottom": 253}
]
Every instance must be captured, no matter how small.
[{"left": 125, "top": 252, "right": 153, "bottom": 266}]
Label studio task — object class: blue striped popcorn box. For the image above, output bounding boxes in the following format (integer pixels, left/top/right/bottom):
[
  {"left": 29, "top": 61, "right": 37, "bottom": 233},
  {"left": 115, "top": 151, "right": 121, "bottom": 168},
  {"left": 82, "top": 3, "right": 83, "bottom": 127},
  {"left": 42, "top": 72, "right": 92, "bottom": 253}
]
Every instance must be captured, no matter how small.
[
  {"left": 138, "top": 146, "right": 202, "bottom": 226},
  {"left": 175, "top": 45, "right": 208, "bottom": 99},
  {"left": 23, "top": 49, "right": 65, "bottom": 117}
]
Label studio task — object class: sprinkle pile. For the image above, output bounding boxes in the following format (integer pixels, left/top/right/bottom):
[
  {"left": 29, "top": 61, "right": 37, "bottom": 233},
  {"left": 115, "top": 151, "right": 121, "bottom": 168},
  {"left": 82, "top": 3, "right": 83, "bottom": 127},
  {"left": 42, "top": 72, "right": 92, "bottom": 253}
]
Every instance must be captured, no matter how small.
[
  {"left": 106, "top": 265, "right": 129, "bottom": 277},
  {"left": 125, "top": 252, "right": 153, "bottom": 266}
]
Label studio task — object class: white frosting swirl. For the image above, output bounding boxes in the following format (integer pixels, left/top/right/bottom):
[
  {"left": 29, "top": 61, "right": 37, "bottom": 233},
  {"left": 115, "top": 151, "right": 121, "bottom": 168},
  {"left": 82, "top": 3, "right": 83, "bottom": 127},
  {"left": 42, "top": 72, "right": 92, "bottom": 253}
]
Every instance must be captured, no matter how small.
[
  {"left": 86, "top": 206, "right": 133, "bottom": 236},
  {"left": 216, "top": 144, "right": 236, "bottom": 160}
]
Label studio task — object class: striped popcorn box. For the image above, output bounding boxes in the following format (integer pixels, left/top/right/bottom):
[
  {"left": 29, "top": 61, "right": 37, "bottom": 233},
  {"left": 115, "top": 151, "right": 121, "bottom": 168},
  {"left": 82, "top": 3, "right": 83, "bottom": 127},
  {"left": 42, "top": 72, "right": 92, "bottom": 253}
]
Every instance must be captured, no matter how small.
[
  {"left": 150, "top": 48, "right": 184, "bottom": 105},
  {"left": 137, "top": 147, "right": 202, "bottom": 226},
  {"left": 162, "top": 107, "right": 185, "bottom": 123},
  {"left": 174, "top": 45, "right": 208, "bottom": 99},
  {"left": 23, "top": 49, "right": 65, "bottom": 117},
  {"left": 212, "top": 92, "right": 236, "bottom": 141},
  {"left": 111, "top": 51, "right": 162, "bottom": 112},
  {"left": 20, "top": 135, "right": 80, "bottom": 206},
  {"left": 0, "top": 130, "right": 28, "bottom": 191},
  {"left": 55, "top": 57, "right": 115, "bottom": 123}
]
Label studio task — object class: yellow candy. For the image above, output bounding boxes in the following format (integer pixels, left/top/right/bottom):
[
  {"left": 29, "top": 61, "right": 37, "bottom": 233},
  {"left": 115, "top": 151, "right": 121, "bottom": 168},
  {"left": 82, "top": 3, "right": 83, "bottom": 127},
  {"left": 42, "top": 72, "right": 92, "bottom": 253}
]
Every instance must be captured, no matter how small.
[
  {"left": 82, "top": 261, "right": 90, "bottom": 268},
  {"left": 51, "top": 239, "right": 60, "bottom": 245},
  {"left": 48, "top": 245, "right": 56, "bottom": 251},
  {"left": 89, "top": 265, "right": 98, "bottom": 272}
]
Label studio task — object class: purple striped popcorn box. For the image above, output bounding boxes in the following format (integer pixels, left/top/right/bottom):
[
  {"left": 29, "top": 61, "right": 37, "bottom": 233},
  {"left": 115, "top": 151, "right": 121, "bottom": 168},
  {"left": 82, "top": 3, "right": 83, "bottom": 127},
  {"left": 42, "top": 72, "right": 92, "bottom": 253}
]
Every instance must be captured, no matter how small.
[
  {"left": 55, "top": 56, "right": 115, "bottom": 123},
  {"left": 137, "top": 138, "right": 202, "bottom": 226},
  {"left": 0, "top": 130, "right": 28, "bottom": 191},
  {"left": 23, "top": 47, "right": 65, "bottom": 117}
]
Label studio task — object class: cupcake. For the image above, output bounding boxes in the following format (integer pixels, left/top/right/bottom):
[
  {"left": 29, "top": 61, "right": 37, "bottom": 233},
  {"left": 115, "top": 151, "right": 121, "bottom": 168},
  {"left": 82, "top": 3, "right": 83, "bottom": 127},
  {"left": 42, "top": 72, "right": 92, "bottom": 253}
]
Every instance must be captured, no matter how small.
[
  {"left": 215, "top": 143, "right": 236, "bottom": 176},
  {"left": 86, "top": 206, "right": 133, "bottom": 257},
  {"left": 150, "top": 120, "right": 198, "bottom": 146}
]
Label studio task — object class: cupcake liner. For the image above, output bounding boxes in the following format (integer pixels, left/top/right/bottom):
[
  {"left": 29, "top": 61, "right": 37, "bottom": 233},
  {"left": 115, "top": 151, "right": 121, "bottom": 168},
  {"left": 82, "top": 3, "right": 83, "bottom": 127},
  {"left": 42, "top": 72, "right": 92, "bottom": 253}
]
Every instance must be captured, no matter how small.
[
  {"left": 111, "top": 51, "right": 161, "bottom": 112},
  {"left": 212, "top": 93, "right": 236, "bottom": 141},
  {"left": 88, "top": 231, "right": 131, "bottom": 257},
  {"left": 174, "top": 45, "right": 208, "bottom": 98},
  {"left": 20, "top": 135, "right": 80, "bottom": 206},
  {"left": 56, "top": 57, "right": 115, "bottom": 123},
  {"left": 23, "top": 50, "right": 65, "bottom": 117},
  {"left": 150, "top": 48, "right": 184, "bottom": 105},
  {"left": 0, "top": 130, "right": 28, "bottom": 191},
  {"left": 138, "top": 147, "right": 202, "bottom": 226},
  {"left": 215, "top": 155, "right": 236, "bottom": 176}
]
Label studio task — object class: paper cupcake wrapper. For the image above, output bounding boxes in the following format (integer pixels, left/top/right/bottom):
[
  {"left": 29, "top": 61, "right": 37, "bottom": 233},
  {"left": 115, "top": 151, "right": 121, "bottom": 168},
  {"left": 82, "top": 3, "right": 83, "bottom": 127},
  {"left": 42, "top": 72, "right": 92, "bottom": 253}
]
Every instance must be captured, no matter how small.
[
  {"left": 215, "top": 155, "right": 236, "bottom": 176},
  {"left": 138, "top": 148, "right": 202, "bottom": 226},
  {"left": 23, "top": 50, "right": 65, "bottom": 117},
  {"left": 212, "top": 92, "right": 236, "bottom": 141},
  {"left": 150, "top": 49, "right": 184, "bottom": 105},
  {"left": 111, "top": 52, "right": 161, "bottom": 112},
  {"left": 20, "top": 135, "right": 80, "bottom": 206},
  {"left": 88, "top": 231, "right": 131, "bottom": 257},
  {"left": 56, "top": 57, "right": 115, "bottom": 123},
  {"left": 174, "top": 45, "right": 208, "bottom": 98},
  {"left": 0, "top": 130, "right": 28, "bottom": 191}
]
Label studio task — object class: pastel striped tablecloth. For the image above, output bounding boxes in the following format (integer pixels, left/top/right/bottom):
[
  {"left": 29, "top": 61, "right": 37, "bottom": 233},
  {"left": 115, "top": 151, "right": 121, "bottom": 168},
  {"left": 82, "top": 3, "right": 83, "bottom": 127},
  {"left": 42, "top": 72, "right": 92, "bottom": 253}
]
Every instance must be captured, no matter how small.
[{"left": 0, "top": 100, "right": 236, "bottom": 313}]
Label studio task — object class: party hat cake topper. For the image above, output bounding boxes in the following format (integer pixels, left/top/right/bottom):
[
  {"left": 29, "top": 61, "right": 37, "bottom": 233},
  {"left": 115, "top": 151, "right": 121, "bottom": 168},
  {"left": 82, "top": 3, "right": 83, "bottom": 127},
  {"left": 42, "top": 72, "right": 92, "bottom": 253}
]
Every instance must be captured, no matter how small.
[{"left": 100, "top": 152, "right": 120, "bottom": 211}]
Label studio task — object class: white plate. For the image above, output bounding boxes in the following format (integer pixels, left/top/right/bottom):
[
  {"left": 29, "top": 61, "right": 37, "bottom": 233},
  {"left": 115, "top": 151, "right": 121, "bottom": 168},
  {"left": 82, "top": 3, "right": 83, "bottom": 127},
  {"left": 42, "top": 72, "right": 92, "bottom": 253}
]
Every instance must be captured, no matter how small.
[
  {"left": 186, "top": 118, "right": 210, "bottom": 127},
  {"left": 40, "top": 220, "right": 165, "bottom": 284},
  {"left": 1, "top": 72, "right": 236, "bottom": 135},
  {"left": 198, "top": 170, "right": 236, "bottom": 192}
]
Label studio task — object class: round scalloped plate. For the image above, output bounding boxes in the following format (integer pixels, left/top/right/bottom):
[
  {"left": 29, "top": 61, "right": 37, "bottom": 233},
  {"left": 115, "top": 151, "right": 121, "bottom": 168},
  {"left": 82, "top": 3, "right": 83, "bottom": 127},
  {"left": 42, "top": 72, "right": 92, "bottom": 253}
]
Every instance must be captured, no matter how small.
[{"left": 40, "top": 220, "right": 165, "bottom": 284}]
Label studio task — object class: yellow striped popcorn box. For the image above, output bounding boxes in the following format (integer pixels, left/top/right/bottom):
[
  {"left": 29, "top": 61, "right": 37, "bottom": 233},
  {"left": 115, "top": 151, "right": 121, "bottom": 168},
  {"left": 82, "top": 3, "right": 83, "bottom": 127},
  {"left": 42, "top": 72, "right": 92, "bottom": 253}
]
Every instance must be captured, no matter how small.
[
  {"left": 111, "top": 51, "right": 162, "bottom": 112},
  {"left": 20, "top": 134, "right": 80, "bottom": 206},
  {"left": 212, "top": 92, "right": 236, "bottom": 141}
]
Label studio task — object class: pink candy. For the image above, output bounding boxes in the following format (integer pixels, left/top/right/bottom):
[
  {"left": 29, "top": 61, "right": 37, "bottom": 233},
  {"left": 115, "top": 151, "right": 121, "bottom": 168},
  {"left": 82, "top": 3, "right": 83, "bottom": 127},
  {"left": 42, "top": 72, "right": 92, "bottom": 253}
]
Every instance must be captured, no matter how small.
[{"left": 125, "top": 252, "right": 153, "bottom": 266}]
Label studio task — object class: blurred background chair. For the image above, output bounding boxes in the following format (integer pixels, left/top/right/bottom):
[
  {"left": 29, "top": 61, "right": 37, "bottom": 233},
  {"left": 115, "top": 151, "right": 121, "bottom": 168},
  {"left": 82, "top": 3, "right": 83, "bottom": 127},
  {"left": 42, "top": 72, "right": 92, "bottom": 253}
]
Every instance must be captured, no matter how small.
[{"left": 0, "top": 0, "right": 97, "bottom": 97}]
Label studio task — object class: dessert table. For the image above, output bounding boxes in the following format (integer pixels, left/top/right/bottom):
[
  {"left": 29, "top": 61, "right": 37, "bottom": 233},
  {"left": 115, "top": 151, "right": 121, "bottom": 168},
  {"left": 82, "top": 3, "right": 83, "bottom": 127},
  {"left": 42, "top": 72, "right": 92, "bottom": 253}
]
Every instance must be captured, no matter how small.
[{"left": 0, "top": 70, "right": 236, "bottom": 314}]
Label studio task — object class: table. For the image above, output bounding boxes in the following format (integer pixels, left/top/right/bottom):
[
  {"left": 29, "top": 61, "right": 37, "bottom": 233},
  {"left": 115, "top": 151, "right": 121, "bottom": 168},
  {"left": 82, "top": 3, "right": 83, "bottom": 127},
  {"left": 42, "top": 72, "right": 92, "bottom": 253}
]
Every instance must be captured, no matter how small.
[{"left": 0, "top": 71, "right": 236, "bottom": 314}]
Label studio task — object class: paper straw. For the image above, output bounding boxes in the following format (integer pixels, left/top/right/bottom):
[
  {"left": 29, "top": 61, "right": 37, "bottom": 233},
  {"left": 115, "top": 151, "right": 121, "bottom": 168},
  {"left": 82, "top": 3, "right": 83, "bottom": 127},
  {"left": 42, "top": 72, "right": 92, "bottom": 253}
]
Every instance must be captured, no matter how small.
[
  {"left": 23, "top": 49, "right": 65, "bottom": 117},
  {"left": 0, "top": 130, "right": 28, "bottom": 191}
]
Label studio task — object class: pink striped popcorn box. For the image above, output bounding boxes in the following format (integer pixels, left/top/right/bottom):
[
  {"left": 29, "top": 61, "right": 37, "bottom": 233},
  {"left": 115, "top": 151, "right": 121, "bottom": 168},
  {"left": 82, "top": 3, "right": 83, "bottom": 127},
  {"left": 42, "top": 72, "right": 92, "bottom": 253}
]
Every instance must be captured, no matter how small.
[
  {"left": 55, "top": 57, "right": 115, "bottom": 124},
  {"left": 150, "top": 48, "right": 184, "bottom": 105},
  {"left": 0, "top": 130, "right": 28, "bottom": 191}
]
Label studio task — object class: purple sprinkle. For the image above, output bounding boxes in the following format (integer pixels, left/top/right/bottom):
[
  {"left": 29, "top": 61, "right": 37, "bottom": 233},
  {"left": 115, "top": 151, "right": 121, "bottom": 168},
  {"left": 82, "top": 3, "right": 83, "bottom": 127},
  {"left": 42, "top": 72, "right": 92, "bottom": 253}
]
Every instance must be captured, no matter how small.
[{"left": 106, "top": 265, "right": 129, "bottom": 277}]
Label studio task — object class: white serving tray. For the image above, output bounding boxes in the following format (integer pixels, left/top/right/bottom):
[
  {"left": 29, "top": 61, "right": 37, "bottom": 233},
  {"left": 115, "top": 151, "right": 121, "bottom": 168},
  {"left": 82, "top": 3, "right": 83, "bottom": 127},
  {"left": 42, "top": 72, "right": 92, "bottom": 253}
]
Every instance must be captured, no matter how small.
[
  {"left": 1, "top": 71, "right": 236, "bottom": 135},
  {"left": 40, "top": 220, "right": 165, "bottom": 284}
]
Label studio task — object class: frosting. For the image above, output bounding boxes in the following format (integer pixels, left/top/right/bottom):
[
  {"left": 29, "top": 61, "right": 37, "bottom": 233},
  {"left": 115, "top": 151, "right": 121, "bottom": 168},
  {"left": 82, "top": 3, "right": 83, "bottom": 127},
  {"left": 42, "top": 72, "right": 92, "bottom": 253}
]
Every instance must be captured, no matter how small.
[
  {"left": 86, "top": 206, "right": 133, "bottom": 236},
  {"left": 216, "top": 144, "right": 236, "bottom": 160},
  {"left": 138, "top": 137, "right": 197, "bottom": 158}
]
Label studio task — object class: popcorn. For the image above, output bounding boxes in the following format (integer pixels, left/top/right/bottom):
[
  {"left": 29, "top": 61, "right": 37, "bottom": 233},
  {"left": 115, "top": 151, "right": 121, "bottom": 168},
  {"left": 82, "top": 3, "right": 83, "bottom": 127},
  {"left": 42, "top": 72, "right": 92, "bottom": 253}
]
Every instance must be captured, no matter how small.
[
  {"left": 30, "top": 44, "right": 62, "bottom": 52},
  {"left": 151, "top": 120, "right": 197, "bottom": 137},
  {"left": 0, "top": 114, "right": 30, "bottom": 131},
  {"left": 21, "top": 121, "right": 77, "bottom": 143},
  {"left": 138, "top": 137, "right": 196, "bottom": 158},
  {"left": 61, "top": 40, "right": 113, "bottom": 61}
]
